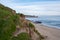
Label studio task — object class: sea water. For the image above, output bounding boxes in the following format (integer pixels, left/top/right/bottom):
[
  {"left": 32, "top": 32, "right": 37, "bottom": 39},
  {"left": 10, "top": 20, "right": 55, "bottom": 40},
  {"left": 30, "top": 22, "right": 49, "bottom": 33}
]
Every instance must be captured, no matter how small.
[{"left": 26, "top": 15, "right": 60, "bottom": 29}]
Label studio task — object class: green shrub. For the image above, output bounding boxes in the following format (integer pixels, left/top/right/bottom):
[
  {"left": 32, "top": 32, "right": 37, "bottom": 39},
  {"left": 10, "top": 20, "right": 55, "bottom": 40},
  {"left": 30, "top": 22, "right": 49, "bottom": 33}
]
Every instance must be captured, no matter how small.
[
  {"left": 11, "top": 32, "right": 31, "bottom": 40},
  {"left": 29, "top": 22, "right": 34, "bottom": 28}
]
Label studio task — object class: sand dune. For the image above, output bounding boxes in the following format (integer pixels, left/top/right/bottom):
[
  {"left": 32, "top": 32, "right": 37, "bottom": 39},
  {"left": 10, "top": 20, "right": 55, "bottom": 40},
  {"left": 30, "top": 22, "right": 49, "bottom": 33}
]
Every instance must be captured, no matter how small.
[{"left": 34, "top": 23, "right": 60, "bottom": 40}]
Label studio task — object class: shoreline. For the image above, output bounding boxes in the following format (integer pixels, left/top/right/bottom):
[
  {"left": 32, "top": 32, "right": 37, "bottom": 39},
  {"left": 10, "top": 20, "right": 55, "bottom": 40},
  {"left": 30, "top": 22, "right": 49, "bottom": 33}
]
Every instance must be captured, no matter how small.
[
  {"left": 42, "top": 23, "right": 60, "bottom": 29},
  {"left": 34, "top": 22, "right": 60, "bottom": 29},
  {"left": 33, "top": 23, "right": 60, "bottom": 40}
]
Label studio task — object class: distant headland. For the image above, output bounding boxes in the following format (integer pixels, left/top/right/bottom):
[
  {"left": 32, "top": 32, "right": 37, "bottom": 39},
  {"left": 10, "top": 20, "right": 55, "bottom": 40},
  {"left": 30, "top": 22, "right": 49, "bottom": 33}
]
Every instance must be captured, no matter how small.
[{"left": 25, "top": 15, "right": 38, "bottom": 18}]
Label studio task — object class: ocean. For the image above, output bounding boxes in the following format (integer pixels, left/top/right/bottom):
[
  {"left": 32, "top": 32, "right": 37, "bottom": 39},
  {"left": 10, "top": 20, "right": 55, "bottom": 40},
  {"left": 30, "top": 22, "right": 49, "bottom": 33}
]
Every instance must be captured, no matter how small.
[{"left": 26, "top": 15, "right": 60, "bottom": 29}]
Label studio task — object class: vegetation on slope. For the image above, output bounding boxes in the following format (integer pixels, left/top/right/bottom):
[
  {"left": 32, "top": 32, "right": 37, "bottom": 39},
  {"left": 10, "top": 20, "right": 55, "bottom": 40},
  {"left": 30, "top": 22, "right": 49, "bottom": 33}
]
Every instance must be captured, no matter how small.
[
  {"left": 0, "top": 19, "right": 16, "bottom": 40},
  {"left": 11, "top": 32, "right": 30, "bottom": 40},
  {"left": 0, "top": 4, "right": 19, "bottom": 40},
  {"left": 34, "top": 29, "right": 44, "bottom": 40},
  {"left": 0, "top": 4, "right": 44, "bottom": 40},
  {"left": 29, "top": 22, "right": 34, "bottom": 28},
  {"left": 0, "top": 4, "right": 31, "bottom": 40}
]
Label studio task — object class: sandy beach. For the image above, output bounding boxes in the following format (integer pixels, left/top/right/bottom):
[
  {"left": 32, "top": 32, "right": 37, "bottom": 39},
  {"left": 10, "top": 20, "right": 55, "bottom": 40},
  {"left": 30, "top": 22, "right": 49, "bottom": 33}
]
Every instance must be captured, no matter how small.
[{"left": 33, "top": 23, "right": 60, "bottom": 40}]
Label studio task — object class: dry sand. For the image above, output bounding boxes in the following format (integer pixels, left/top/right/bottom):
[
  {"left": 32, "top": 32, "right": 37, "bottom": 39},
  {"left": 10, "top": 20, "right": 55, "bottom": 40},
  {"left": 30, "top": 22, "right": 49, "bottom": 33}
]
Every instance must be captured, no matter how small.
[{"left": 33, "top": 23, "right": 60, "bottom": 40}]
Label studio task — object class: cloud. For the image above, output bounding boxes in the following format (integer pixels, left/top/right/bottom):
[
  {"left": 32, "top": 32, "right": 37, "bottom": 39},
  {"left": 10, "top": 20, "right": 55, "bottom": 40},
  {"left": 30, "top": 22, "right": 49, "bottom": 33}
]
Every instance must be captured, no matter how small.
[
  {"left": 13, "top": 1, "right": 60, "bottom": 15},
  {"left": 0, "top": 0, "right": 60, "bottom": 15}
]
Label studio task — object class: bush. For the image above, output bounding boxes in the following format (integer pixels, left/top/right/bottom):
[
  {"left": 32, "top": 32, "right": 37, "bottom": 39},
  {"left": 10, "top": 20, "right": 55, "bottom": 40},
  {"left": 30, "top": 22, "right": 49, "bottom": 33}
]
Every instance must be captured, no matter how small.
[
  {"left": 29, "top": 22, "right": 34, "bottom": 28},
  {"left": 11, "top": 32, "right": 31, "bottom": 40}
]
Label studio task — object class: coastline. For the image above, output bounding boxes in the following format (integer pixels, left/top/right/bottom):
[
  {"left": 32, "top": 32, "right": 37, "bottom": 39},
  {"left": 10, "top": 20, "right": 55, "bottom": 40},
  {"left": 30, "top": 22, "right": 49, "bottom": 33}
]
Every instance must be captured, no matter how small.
[
  {"left": 33, "top": 23, "right": 60, "bottom": 40},
  {"left": 41, "top": 23, "right": 60, "bottom": 29}
]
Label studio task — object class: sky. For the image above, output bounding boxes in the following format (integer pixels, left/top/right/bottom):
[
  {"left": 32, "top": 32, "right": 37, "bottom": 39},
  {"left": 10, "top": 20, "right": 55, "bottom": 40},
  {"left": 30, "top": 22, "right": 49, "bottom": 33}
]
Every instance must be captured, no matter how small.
[{"left": 0, "top": 0, "right": 60, "bottom": 15}]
